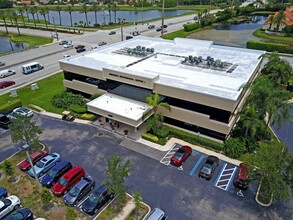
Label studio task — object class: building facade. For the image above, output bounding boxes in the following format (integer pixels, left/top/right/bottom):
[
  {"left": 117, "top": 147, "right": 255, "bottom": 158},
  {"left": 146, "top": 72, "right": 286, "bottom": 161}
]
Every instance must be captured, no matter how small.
[{"left": 59, "top": 37, "right": 265, "bottom": 141}]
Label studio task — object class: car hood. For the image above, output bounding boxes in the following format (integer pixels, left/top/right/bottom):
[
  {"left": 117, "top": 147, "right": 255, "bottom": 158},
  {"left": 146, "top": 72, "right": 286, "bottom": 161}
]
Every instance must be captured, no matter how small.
[
  {"left": 8, "top": 195, "right": 20, "bottom": 205},
  {"left": 18, "top": 160, "right": 30, "bottom": 170},
  {"left": 64, "top": 194, "right": 77, "bottom": 205},
  {"left": 52, "top": 183, "right": 66, "bottom": 193},
  {"left": 41, "top": 174, "right": 53, "bottom": 185},
  {"left": 82, "top": 198, "right": 96, "bottom": 211}
]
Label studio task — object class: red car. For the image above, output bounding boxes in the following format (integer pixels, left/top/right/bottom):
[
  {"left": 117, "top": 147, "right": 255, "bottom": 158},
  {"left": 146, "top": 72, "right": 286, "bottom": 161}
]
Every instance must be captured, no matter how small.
[
  {"left": 234, "top": 163, "right": 250, "bottom": 189},
  {"left": 0, "top": 80, "right": 15, "bottom": 89},
  {"left": 170, "top": 145, "right": 192, "bottom": 166},
  {"left": 52, "top": 166, "right": 85, "bottom": 196},
  {"left": 18, "top": 150, "right": 49, "bottom": 171}
]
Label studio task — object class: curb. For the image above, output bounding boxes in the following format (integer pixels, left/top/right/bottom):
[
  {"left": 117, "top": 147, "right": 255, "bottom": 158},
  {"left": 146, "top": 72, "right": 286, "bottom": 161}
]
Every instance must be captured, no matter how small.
[{"left": 255, "top": 180, "right": 273, "bottom": 207}]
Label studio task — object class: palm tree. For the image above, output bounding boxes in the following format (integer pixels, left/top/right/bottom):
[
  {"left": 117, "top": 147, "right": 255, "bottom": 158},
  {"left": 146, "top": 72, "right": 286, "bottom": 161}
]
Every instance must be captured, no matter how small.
[
  {"left": 0, "top": 10, "right": 9, "bottom": 34},
  {"left": 17, "top": 7, "right": 26, "bottom": 27},
  {"left": 240, "top": 105, "right": 263, "bottom": 138},
  {"left": 112, "top": 2, "right": 119, "bottom": 23},
  {"left": 55, "top": 5, "right": 62, "bottom": 25},
  {"left": 6, "top": 9, "right": 13, "bottom": 26},
  {"left": 274, "top": 10, "right": 285, "bottom": 31},
  {"left": 10, "top": 10, "right": 21, "bottom": 36},
  {"left": 91, "top": 2, "right": 100, "bottom": 25},
  {"left": 81, "top": 4, "right": 89, "bottom": 26},
  {"left": 23, "top": 4, "right": 30, "bottom": 22},
  {"left": 67, "top": 5, "right": 73, "bottom": 27},
  {"left": 107, "top": 3, "right": 112, "bottom": 23},
  {"left": 268, "top": 15, "right": 274, "bottom": 30},
  {"left": 33, "top": 6, "right": 40, "bottom": 23},
  {"left": 29, "top": 6, "right": 37, "bottom": 28},
  {"left": 39, "top": 7, "right": 48, "bottom": 29}
]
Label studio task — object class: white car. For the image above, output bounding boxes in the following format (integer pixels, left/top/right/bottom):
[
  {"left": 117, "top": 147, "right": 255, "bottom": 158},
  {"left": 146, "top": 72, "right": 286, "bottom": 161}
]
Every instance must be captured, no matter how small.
[
  {"left": 0, "top": 195, "right": 21, "bottom": 219},
  {"left": 0, "top": 69, "right": 16, "bottom": 78},
  {"left": 63, "top": 55, "right": 72, "bottom": 59},
  {"left": 11, "top": 107, "right": 34, "bottom": 118},
  {"left": 64, "top": 43, "right": 73, "bottom": 48}
]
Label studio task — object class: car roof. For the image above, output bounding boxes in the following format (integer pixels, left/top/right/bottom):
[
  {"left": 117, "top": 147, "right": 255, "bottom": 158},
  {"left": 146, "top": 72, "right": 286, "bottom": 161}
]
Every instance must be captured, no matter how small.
[
  {"left": 74, "top": 178, "right": 90, "bottom": 189},
  {"left": 52, "top": 160, "right": 70, "bottom": 171},
  {"left": 93, "top": 184, "right": 106, "bottom": 195},
  {"left": 238, "top": 163, "right": 249, "bottom": 179},
  {"left": 146, "top": 208, "right": 165, "bottom": 220},
  {"left": 206, "top": 155, "right": 219, "bottom": 162},
  {"left": 31, "top": 151, "right": 42, "bottom": 159},
  {"left": 40, "top": 154, "right": 54, "bottom": 162},
  {"left": 63, "top": 166, "right": 83, "bottom": 179}
]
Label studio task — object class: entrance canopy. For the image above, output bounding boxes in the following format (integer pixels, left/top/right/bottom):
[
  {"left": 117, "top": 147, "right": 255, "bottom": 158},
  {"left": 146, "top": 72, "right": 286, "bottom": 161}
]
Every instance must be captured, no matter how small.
[{"left": 87, "top": 93, "right": 153, "bottom": 127}]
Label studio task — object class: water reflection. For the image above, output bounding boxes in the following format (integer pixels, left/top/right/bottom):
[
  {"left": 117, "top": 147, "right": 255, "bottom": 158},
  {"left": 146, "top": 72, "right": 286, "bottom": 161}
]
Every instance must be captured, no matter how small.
[{"left": 0, "top": 36, "right": 28, "bottom": 53}]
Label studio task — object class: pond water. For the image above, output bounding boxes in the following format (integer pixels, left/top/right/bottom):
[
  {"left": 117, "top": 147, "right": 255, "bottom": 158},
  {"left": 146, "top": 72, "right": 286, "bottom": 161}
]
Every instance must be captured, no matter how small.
[
  {"left": 26, "top": 9, "right": 194, "bottom": 27},
  {"left": 187, "top": 16, "right": 268, "bottom": 48},
  {"left": 0, "top": 36, "right": 28, "bottom": 53}
]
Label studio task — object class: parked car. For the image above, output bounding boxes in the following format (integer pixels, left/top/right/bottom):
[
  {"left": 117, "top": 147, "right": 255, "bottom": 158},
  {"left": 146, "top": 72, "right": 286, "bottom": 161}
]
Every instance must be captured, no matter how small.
[
  {"left": 148, "top": 24, "right": 155, "bottom": 29},
  {"left": 0, "top": 70, "right": 16, "bottom": 78},
  {"left": 18, "top": 150, "right": 49, "bottom": 172},
  {"left": 41, "top": 160, "right": 73, "bottom": 188},
  {"left": 145, "top": 208, "right": 167, "bottom": 220},
  {"left": 234, "top": 163, "right": 250, "bottom": 189},
  {"left": 0, "top": 61, "right": 5, "bottom": 67},
  {"left": 90, "top": 46, "right": 98, "bottom": 50},
  {"left": 0, "top": 195, "right": 21, "bottom": 219},
  {"left": 170, "top": 145, "right": 192, "bottom": 167},
  {"left": 76, "top": 48, "right": 86, "bottom": 53},
  {"left": 59, "top": 40, "right": 68, "bottom": 45},
  {"left": 161, "top": 24, "right": 168, "bottom": 28},
  {"left": 0, "top": 187, "right": 8, "bottom": 200},
  {"left": 52, "top": 166, "right": 85, "bottom": 196},
  {"left": 109, "top": 31, "right": 116, "bottom": 35},
  {"left": 98, "top": 42, "right": 107, "bottom": 46},
  {"left": 64, "top": 176, "right": 95, "bottom": 206},
  {"left": 132, "top": 31, "right": 140, "bottom": 36},
  {"left": 162, "top": 29, "right": 167, "bottom": 33},
  {"left": 0, "top": 114, "right": 11, "bottom": 129},
  {"left": 85, "top": 77, "right": 101, "bottom": 85},
  {"left": 126, "top": 36, "right": 133, "bottom": 40},
  {"left": 0, "top": 81, "right": 15, "bottom": 89},
  {"left": 156, "top": 28, "right": 162, "bottom": 32},
  {"left": 14, "top": 107, "right": 34, "bottom": 118},
  {"left": 27, "top": 153, "right": 61, "bottom": 178},
  {"left": 63, "top": 55, "right": 71, "bottom": 59},
  {"left": 75, "top": 45, "right": 85, "bottom": 50},
  {"left": 3, "top": 207, "right": 33, "bottom": 220},
  {"left": 81, "top": 184, "right": 113, "bottom": 215},
  {"left": 199, "top": 155, "right": 219, "bottom": 180},
  {"left": 64, "top": 43, "right": 73, "bottom": 48}
]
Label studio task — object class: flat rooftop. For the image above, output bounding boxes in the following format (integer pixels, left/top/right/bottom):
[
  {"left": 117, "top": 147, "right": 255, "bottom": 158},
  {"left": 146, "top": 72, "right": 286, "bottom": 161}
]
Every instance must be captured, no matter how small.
[
  {"left": 60, "top": 37, "right": 265, "bottom": 101},
  {"left": 87, "top": 93, "right": 152, "bottom": 121}
]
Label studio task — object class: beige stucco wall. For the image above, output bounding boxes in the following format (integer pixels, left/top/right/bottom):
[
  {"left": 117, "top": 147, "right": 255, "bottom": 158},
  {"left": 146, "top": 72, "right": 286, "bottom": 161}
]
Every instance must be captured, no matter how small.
[{"left": 63, "top": 79, "right": 106, "bottom": 95}]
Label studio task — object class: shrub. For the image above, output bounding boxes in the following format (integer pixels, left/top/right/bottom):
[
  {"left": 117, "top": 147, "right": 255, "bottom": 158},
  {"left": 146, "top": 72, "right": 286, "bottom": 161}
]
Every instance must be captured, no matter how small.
[
  {"left": 51, "top": 92, "right": 85, "bottom": 108},
  {"left": 2, "top": 160, "right": 14, "bottom": 176},
  {"left": 142, "top": 133, "right": 159, "bottom": 143},
  {"left": 157, "top": 138, "right": 168, "bottom": 145},
  {"left": 66, "top": 207, "right": 77, "bottom": 219},
  {"left": 155, "top": 127, "right": 169, "bottom": 138},
  {"left": 69, "top": 104, "right": 87, "bottom": 114},
  {"left": 224, "top": 137, "right": 246, "bottom": 159},
  {"left": 80, "top": 113, "right": 96, "bottom": 121},
  {"left": 183, "top": 22, "right": 199, "bottom": 32},
  {"left": 0, "top": 99, "right": 22, "bottom": 114},
  {"left": 41, "top": 189, "right": 52, "bottom": 206},
  {"left": 247, "top": 40, "right": 293, "bottom": 54}
]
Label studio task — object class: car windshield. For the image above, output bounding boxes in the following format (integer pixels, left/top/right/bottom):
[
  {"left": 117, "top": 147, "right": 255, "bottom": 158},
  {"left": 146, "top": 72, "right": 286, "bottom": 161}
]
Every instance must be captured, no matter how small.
[
  {"left": 11, "top": 212, "right": 24, "bottom": 219},
  {"left": 36, "top": 161, "right": 45, "bottom": 168},
  {"left": 69, "top": 187, "right": 80, "bottom": 197},
  {"left": 3, "top": 199, "right": 12, "bottom": 206},
  {"left": 58, "top": 177, "right": 68, "bottom": 186},
  {"left": 47, "top": 169, "right": 57, "bottom": 178},
  {"left": 172, "top": 152, "right": 183, "bottom": 160},
  {"left": 21, "top": 108, "right": 30, "bottom": 113},
  {"left": 89, "top": 192, "right": 101, "bottom": 203},
  {"left": 201, "top": 165, "right": 212, "bottom": 174}
]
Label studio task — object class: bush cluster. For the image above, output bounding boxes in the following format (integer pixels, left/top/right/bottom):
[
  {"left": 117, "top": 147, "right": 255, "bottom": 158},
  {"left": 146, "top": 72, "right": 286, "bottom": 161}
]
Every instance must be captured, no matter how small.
[
  {"left": 247, "top": 40, "right": 293, "bottom": 54},
  {"left": 142, "top": 133, "right": 158, "bottom": 142},
  {"left": 69, "top": 104, "right": 87, "bottom": 114},
  {"left": 0, "top": 99, "right": 22, "bottom": 114},
  {"left": 80, "top": 113, "right": 96, "bottom": 121},
  {"left": 2, "top": 160, "right": 14, "bottom": 176},
  {"left": 41, "top": 189, "right": 52, "bottom": 207},
  {"left": 51, "top": 92, "right": 86, "bottom": 109},
  {"left": 183, "top": 22, "right": 199, "bottom": 32}
]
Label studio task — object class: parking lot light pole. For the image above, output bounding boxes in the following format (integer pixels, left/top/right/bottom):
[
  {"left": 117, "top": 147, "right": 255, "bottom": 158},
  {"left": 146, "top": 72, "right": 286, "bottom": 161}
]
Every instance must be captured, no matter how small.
[
  {"left": 161, "top": 0, "right": 165, "bottom": 37},
  {"left": 22, "top": 144, "right": 42, "bottom": 192}
]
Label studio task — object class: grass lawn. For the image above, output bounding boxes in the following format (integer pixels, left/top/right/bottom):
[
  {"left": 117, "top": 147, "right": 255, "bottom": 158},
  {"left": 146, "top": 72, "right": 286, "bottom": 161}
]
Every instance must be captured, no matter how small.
[
  {"left": 125, "top": 204, "right": 149, "bottom": 220},
  {"left": 0, "top": 144, "right": 87, "bottom": 220},
  {"left": 0, "top": 31, "right": 53, "bottom": 49},
  {"left": 257, "top": 180, "right": 272, "bottom": 205},
  {"left": 0, "top": 72, "right": 66, "bottom": 114},
  {"left": 253, "top": 29, "right": 293, "bottom": 44}
]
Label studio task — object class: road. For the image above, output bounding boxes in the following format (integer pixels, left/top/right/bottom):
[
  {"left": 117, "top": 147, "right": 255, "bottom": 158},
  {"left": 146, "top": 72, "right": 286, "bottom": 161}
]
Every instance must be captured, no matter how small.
[{"left": 0, "top": 114, "right": 292, "bottom": 220}]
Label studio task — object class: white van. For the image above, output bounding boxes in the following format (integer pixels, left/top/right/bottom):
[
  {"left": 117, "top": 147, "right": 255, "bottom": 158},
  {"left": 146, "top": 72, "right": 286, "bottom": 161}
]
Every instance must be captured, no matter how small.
[{"left": 21, "top": 62, "right": 44, "bottom": 74}]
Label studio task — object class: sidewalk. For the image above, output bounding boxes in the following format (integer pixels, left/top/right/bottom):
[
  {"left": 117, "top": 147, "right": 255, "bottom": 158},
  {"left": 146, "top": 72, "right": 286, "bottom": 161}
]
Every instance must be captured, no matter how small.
[{"left": 112, "top": 198, "right": 135, "bottom": 220}]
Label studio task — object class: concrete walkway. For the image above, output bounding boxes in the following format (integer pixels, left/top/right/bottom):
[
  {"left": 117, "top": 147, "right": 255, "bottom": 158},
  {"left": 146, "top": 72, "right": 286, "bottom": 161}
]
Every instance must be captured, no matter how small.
[{"left": 113, "top": 198, "right": 136, "bottom": 220}]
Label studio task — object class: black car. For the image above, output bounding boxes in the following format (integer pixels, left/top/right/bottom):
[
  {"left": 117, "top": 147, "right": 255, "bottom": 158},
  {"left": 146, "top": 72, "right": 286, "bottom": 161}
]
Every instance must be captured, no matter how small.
[
  {"left": 64, "top": 176, "right": 95, "bottom": 206},
  {"left": 81, "top": 184, "right": 113, "bottom": 215},
  {"left": 3, "top": 207, "right": 33, "bottom": 220},
  {"left": 0, "top": 62, "right": 5, "bottom": 67},
  {"left": 161, "top": 24, "right": 168, "bottom": 28},
  {"left": 76, "top": 48, "right": 86, "bottom": 53},
  {"left": 0, "top": 113, "right": 11, "bottom": 129},
  {"left": 199, "top": 156, "right": 219, "bottom": 180},
  {"left": 41, "top": 160, "right": 73, "bottom": 188},
  {"left": 75, "top": 45, "right": 85, "bottom": 49},
  {"left": 126, "top": 36, "right": 133, "bottom": 40},
  {"left": 156, "top": 28, "right": 162, "bottom": 32}
]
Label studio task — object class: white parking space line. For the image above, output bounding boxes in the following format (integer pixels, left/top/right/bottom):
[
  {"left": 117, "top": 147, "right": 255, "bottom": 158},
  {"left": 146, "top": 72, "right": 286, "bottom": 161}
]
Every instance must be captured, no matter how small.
[
  {"left": 160, "top": 143, "right": 179, "bottom": 165},
  {"left": 214, "top": 164, "right": 238, "bottom": 191}
]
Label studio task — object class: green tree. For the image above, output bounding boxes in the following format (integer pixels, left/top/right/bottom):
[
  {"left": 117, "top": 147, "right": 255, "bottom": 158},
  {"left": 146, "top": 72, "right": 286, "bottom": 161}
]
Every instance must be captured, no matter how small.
[
  {"left": 240, "top": 105, "right": 263, "bottom": 138},
  {"left": 55, "top": 4, "right": 62, "bottom": 25},
  {"left": 33, "top": 6, "right": 40, "bottom": 23},
  {"left": 106, "top": 3, "right": 112, "bottom": 23},
  {"left": 103, "top": 155, "right": 130, "bottom": 208},
  {"left": 249, "top": 143, "right": 292, "bottom": 202},
  {"left": 274, "top": 10, "right": 285, "bottom": 31},
  {"left": 268, "top": 15, "right": 274, "bottom": 30},
  {"left": 133, "top": 190, "right": 142, "bottom": 219},
  {"left": 223, "top": 137, "right": 246, "bottom": 158},
  {"left": 0, "top": 0, "right": 13, "bottom": 9},
  {"left": 17, "top": 7, "right": 26, "bottom": 27},
  {"left": 23, "top": 4, "right": 30, "bottom": 22},
  {"left": 29, "top": 6, "right": 37, "bottom": 28},
  {"left": 10, "top": 10, "right": 21, "bottom": 36},
  {"left": 0, "top": 10, "right": 9, "bottom": 33},
  {"left": 112, "top": 2, "right": 119, "bottom": 23},
  {"left": 67, "top": 5, "right": 73, "bottom": 27},
  {"left": 81, "top": 4, "right": 89, "bottom": 26},
  {"left": 39, "top": 7, "right": 48, "bottom": 29}
]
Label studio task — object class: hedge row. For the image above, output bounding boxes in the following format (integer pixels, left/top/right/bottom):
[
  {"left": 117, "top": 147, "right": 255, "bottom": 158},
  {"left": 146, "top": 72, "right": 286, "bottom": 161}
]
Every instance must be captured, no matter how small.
[
  {"left": 247, "top": 40, "right": 293, "bottom": 54},
  {"left": 141, "top": 133, "right": 168, "bottom": 145},
  {"left": 183, "top": 22, "right": 199, "bottom": 32},
  {"left": 80, "top": 113, "right": 96, "bottom": 121},
  {"left": 0, "top": 99, "right": 22, "bottom": 114}
]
